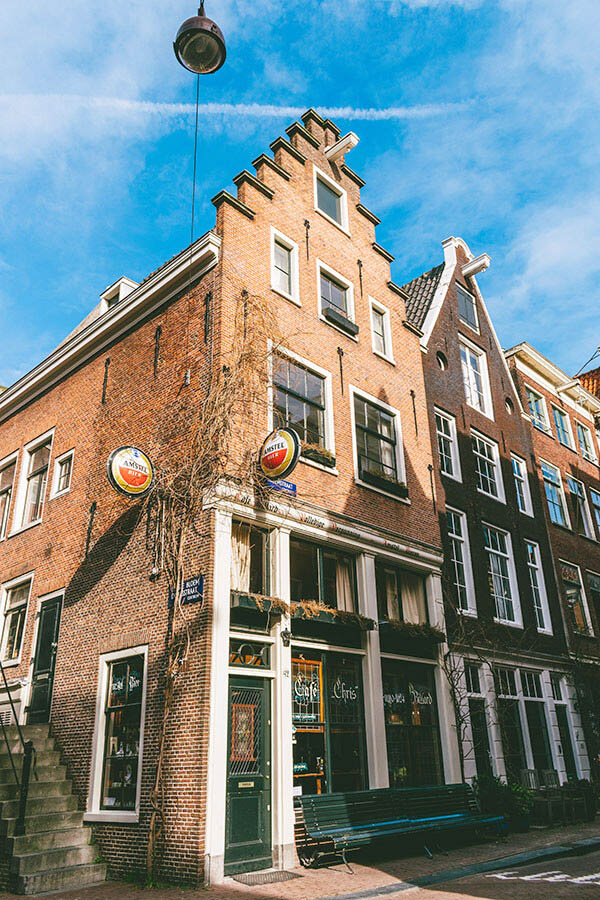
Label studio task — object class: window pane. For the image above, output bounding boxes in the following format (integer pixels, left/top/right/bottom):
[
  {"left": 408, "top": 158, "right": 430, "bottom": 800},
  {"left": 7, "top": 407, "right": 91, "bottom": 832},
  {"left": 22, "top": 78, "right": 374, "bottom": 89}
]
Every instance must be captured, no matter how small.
[
  {"left": 457, "top": 285, "right": 477, "bottom": 329},
  {"left": 316, "top": 178, "right": 341, "bottom": 223},
  {"left": 290, "top": 539, "right": 319, "bottom": 602},
  {"left": 321, "top": 273, "right": 347, "bottom": 314}
]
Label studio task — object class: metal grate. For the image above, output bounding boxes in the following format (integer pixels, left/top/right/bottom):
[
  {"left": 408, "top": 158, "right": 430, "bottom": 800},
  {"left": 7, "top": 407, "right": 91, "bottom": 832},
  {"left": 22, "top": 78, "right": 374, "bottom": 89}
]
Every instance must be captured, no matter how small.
[
  {"left": 0, "top": 709, "right": 14, "bottom": 726},
  {"left": 232, "top": 870, "right": 302, "bottom": 885},
  {"left": 230, "top": 688, "right": 262, "bottom": 776}
]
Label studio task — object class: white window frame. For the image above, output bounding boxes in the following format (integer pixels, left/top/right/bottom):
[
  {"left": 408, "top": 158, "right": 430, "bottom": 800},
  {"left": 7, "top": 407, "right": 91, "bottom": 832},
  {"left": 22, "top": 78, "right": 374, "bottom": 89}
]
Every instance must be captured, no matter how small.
[
  {"left": 316, "top": 258, "right": 356, "bottom": 336},
  {"left": 456, "top": 283, "right": 479, "bottom": 333},
  {"left": 50, "top": 449, "right": 74, "bottom": 499},
  {"left": 369, "top": 297, "right": 394, "bottom": 364},
  {"left": 525, "top": 385, "right": 551, "bottom": 434},
  {"left": 566, "top": 475, "right": 595, "bottom": 540},
  {"left": 435, "top": 408, "right": 462, "bottom": 482},
  {"left": 11, "top": 428, "right": 54, "bottom": 534},
  {"left": 0, "top": 572, "right": 33, "bottom": 667},
  {"left": 313, "top": 164, "right": 349, "bottom": 233},
  {"left": 348, "top": 384, "right": 407, "bottom": 502},
  {"left": 551, "top": 405, "right": 575, "bottom": 450},
  {"left": 511, "top": 453, "right": 533, "bottom": 516},
  {"left": 446, "top": 506, "right": 476, "bottom": 616},
  {"left": 459, "top": 335, "right": 493, "bottom": 419},
  {"left": 268, "top": 346, "right": 337, "bottom": 473},
  {"left": 576, "top": 420, "right": 598, "bottom": 464},
  {"left": 0, "top": 450, "right": 18, "bottom": 541},
  {"left": 472, "top": 429, "right": 505, "bottom": 502},
  {"left": 482, "top": 522, "right": 523, "bottom": 628},
  {"left": 270, "top": 226, "right": 300, "bottom": 306},
  {"left": 85, "top": 644, "right": 149, "bottom": 824},
  {"left": 540, "top": 458, "right": 571, "bottom": 529},
  {"left": 525, "top": 540, "right": 552, "bottom": 634}
]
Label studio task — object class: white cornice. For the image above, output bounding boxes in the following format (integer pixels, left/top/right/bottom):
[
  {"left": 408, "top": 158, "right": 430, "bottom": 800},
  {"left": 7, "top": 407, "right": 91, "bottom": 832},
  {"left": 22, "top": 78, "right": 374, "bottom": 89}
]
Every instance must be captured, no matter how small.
[
  {"left": 0, "top": 232, "right": 221, "bottom": 424},
  {"left": 505, "top": 342, "right": 600, "bottom": 415}
]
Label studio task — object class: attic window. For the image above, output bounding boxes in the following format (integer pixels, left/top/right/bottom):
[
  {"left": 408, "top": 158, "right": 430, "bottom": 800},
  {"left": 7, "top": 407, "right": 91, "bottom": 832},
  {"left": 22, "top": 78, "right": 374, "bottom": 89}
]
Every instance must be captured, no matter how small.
[
  {"left": 456, "top": 284, "right": 478, "bottom": 332},
  {"left": 313, "top": 166, "right": 348, "bottom": 231},
  {"left": 106, "top": 293, "right": 120, "bottom": 309}
]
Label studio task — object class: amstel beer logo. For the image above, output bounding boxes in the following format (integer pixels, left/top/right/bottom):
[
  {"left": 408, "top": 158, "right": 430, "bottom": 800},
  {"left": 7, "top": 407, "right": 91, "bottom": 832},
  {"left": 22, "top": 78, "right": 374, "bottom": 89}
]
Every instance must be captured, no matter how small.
[
  {"left": 259, "top": 427, "right": 300, "bottom": 480},
  {"left": 107, "top": 447, "right": 154, "bottom": 498}
]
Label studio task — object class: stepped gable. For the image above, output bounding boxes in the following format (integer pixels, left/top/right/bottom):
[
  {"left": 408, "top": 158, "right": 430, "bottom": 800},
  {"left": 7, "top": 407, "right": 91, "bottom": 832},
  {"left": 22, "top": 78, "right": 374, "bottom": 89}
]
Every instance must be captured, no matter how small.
[{"left": 401, "top": 263, "right": 445, "bottom": 331}]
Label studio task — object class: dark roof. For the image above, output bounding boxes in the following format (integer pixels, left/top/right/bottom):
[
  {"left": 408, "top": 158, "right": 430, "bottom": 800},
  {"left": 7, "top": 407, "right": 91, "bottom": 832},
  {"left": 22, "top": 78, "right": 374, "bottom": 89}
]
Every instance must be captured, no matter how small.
[{"left": 401, "top": 263, "right": 445, "bottom": 331}]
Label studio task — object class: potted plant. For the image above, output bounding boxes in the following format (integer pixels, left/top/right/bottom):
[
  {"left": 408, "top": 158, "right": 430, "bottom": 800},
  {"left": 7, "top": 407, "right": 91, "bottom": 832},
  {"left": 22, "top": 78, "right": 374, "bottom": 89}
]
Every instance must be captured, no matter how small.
[{"left": 506, "top": 781, "right": 534, "bottom": 832}]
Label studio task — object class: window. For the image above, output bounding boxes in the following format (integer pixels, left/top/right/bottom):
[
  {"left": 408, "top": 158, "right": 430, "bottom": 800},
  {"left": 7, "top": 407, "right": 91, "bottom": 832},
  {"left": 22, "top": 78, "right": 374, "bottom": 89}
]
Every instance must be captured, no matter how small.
[
  {"left": 435, "top": 410, "right": 461, "bottom": 480},
  {"left": 587, "top": 572, "right": 600, "bottom": 625},
  {"left": 511, "top": 454, "right": 532, "bottom": 515},
  {"left": 446, "top": 508, "right": 475, "bottom": 614},
  {"left": 273, "top": 355, "right": 326, "bottom": 448},
  {"left": 317, "top": 261, "right": 357, "bottom": 335},
  {"left": 370, "top": 299, "right": 393, "bottom": 362},
  {"left": 321, "top": 271, "right": 348, "bottom": 316},
  {"left": 590, "top": 489, "right": 600, "bottom": 532},
  {"left": 352, "top": 389, "right": 405, "bottom": 496},
  {"left": 552, "top": 406, "right": 574, "bottom": 449},
  {"left": 459, "top": 339, "right": 492, "bottom": 416},
  {"left": 495, "top": 667, "right": 517, "bottom": 697},
  {"left": 526, "top": 541, "right": 551, "bottom": 632},
  {"left": 550, "top": 673, "right": 564, "bottom": 702},
  {"left": 21, "top": 438, "right": 52, "bottom": 527},
  {"left": 561, "top": 561, "right": 592, "bottom": 635},
  {"left": 526, "top": 387, "right": 549, "bottom": 432},
  {"left": 290, "top": 538, "right": 356, "bottom": 612},
  {"left": 0, "top": 577, "right": 31, "bottom": 664},
  {"left": 375, "top": 564, "right": 427, "bottom": 624},
  {"left": 314, "top": 167, "right": 347, "bottom": 229},
  {"left": 541, "top": 460, "right": 570, "bottom": 527},
  {"left": 472, "top": 432, "right": 504, "bottom": 500},
  {"left": 0, "top": 458, "right": 16, "bottom": 539},
  {"left": 270, "top": 228, "right": 299, "bottom": 304},
  {"left": 521, "top": 669, "right": 543, "bottom": 699},
  {"left": 465, "top": 663, "right": 481, "bottom": 694},
  {"left": 51, "top": 451, "right": 73, "bottom": 498},
  {"left": 576, "top": 421, "right": 597, "bottom": 463},
  {"left": 483, "top": 524, "right": 521, "bottom": 625},
  {"left": 456, "top": 284, "right": 478, "bottom": 331},
  {"left": 567, "top": 476, "right": 595, "bottom": 539},
  {"left": 231, "top": 522, "right": 270, "bottom": 596}
]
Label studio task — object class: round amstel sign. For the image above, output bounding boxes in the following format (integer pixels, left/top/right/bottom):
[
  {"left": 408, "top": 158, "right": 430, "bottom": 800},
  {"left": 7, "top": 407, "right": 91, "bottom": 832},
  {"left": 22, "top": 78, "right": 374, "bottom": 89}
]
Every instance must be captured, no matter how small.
[
  {"left": 107, "top": 447, "right": 154, "bottom": 498},
  {"left": 259, "top": 428, "right": 300, "bottom": 481}
]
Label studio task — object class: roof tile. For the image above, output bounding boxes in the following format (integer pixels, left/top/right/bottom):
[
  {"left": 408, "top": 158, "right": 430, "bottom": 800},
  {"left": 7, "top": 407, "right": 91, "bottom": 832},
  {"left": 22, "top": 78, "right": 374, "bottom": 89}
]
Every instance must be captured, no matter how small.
[{"left": 401, "top": 263, "right": 444, "bottom": 330}]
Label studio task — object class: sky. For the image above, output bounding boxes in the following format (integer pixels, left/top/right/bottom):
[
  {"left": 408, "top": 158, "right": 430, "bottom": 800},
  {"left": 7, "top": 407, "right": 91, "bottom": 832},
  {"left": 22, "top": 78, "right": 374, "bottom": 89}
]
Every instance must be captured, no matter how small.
[{"left": 1, "top": 0, "right": 599, "bottom": 388}]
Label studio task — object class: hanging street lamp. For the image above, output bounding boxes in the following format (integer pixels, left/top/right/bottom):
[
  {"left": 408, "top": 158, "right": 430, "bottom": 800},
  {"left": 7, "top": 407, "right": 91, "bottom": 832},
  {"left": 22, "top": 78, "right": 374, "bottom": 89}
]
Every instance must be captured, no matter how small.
[{"left": 173, "top": 1, "right": 227, "bottom": 74}]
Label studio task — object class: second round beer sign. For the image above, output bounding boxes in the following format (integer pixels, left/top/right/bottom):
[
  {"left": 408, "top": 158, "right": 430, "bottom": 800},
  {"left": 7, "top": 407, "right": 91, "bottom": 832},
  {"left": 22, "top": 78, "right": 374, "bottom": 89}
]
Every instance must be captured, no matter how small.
[
  {"left": 107, "top": 446, "right": 154, "bottom": 498},
  {"left": 259, "top": 427, "right": 300, "bottom": 481}
]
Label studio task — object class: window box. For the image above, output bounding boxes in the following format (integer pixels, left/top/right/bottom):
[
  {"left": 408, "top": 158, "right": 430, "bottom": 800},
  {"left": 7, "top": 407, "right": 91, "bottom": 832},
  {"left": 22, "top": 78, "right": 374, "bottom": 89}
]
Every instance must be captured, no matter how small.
[
  {"left": 322, "top": 305, "right": 359, "bottom": 336},
  {"left": 301, "top": 443, "right": 336, "bottom": 469},
  {"left": 359, "top": 466, "right": 408, "bottom": 498},
  {"left": 378, "top": 619, "right": 445, "bottom": 657},
  {"left": 290, "top": 600, "right": 374, "bottom": 630},
  {"left": 230, "top": 590, "right": 287, "bottom": 616}
]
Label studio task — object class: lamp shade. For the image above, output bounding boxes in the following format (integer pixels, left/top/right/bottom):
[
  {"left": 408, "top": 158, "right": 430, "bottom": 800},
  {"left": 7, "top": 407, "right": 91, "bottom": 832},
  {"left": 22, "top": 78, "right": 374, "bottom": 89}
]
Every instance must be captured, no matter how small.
[{"left": 174, "top": 5, "right": 226, "bottom": 74}]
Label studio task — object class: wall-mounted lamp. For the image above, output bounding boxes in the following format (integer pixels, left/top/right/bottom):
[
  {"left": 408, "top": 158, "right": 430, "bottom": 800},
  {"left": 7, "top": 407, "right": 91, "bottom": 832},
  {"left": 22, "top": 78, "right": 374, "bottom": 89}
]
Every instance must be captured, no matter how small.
[{"left": 280, "top": 629, "right": 292, "bottom": 647}]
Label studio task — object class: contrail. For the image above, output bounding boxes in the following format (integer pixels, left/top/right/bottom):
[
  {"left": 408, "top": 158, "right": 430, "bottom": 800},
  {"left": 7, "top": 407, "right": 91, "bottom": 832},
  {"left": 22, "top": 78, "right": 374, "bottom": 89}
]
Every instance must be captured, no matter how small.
[{"left": 0, "top": 94, "right": 470, "bottom": 121}]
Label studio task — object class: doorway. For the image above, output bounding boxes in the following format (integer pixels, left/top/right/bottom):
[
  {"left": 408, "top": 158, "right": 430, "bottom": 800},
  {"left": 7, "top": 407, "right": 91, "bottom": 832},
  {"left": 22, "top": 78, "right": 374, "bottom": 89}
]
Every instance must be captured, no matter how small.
[{"left": 27, "top": 595, "right": 62, "bottom": 724}]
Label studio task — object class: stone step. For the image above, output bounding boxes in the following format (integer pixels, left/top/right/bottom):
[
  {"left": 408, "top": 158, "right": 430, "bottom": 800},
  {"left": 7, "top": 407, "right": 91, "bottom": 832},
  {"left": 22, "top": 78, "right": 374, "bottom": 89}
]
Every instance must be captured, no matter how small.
[
  {"left": 0, "top": 750, "right": 61, "bottom": 769},
  {"left": 0, "top": 779, "right": 72, "bottom": 801},
  {"left": 0, "top": 793, "right": 77, "bottom": 820},
  {"left": 0, "top": 764, "right": 67, "bottom": 784},
  {"left": 0, "top": 737, "right": 56, "bottom": 755},
  {"left": 8, "top": 825, "right": 93, "bottom": 855},
  {"left": 12, "top": 843, "right": 97, "bottom": 875},
  {"left": 1, "top": 725, "right": 51, "bottom": 741},
  {"left": 15, "top": 862, "right": 107, "bottom": 895},
  {"left": 1, "top": 810, "right": 84, "bottom": 836}
]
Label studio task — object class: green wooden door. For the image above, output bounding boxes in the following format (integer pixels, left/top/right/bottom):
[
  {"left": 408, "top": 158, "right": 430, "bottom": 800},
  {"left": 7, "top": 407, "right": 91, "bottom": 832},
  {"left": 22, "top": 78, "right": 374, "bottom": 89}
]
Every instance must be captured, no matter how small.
[
  {"left": 225, "top": 676, "right": 272, "bottom": 875},
  {"left": 27, "top": 596, "right": 62, "bottom": 724}
]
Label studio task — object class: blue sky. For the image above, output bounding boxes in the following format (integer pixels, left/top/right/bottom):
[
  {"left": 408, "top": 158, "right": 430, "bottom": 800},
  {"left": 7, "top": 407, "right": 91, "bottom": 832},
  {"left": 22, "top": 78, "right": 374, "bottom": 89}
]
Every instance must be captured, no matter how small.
[{"left": 1, "top": 0, "right": 599, "bottom": 387}]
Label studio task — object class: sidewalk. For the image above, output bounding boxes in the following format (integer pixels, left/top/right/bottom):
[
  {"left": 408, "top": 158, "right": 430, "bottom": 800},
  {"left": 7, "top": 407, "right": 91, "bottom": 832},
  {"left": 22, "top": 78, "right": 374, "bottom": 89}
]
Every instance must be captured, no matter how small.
[{"left": 0, "top": 821, "right": 598, "bottom": 900}]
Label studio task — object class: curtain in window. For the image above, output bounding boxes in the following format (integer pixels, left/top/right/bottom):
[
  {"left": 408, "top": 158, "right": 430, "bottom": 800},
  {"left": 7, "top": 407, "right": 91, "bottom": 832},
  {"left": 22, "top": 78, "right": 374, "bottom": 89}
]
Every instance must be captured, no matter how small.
[
  {"left": 336, "top": 558, "right": 354, "bottom": 612},
  {"left": 385, "top": 571, "right": 400, "bottom": 620},
  {"left": 231, "top": 523, "right": 251, "bottom": 592},
  {"left": 401, "top": 571, "right": 427, "bottom": 623}
]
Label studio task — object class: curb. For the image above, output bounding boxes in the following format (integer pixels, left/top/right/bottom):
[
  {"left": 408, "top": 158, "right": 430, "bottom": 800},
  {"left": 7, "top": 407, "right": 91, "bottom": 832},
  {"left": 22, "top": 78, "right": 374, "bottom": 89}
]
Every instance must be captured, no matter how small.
[{"left": 311, "top": 836, "right": 600, "bottom": 900}]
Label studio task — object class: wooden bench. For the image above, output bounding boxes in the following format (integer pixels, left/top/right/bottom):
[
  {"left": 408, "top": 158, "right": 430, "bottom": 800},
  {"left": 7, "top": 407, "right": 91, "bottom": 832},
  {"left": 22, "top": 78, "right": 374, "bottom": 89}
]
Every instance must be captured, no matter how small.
[{"left": 296, "top": 784, "right": 504, "bottom": 868}]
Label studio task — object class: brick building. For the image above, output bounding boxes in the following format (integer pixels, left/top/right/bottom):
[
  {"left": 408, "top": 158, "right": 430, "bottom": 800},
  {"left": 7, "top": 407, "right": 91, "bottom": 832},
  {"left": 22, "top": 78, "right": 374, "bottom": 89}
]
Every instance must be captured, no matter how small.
[
  {"left": 506, "top": 343, "right": 600, "bottom": 779},
  {"left": 0, "top": 110, "right": 462, "bottom": 889},
  {"left": 401, "top": 241, "right": 589, "bottom": 787}
]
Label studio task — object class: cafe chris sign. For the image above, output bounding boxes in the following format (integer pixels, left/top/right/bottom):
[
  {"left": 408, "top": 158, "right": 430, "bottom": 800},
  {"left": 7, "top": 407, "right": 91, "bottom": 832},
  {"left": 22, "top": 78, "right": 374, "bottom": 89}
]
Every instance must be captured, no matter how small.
[
  {"left": 259, "top": 427, "right": 300, "bottom": 481},
  {"left": 107, "top": 446, "right": 154, "bottom": 498}
]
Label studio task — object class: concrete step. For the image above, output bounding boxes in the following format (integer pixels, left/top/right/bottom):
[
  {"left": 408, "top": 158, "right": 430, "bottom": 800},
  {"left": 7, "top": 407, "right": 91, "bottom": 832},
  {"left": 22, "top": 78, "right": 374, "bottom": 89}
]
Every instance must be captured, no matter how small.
[
  {"left": 12, "top": 843, "right": 97, "bottom": 875},
  {"left": 0, "top": 793, "right": 77, "bottom": 819},
  {"left": 8, "top": 825, "right": 93, "bottom": 855},
  {"left": 1, "top": 725, "right": 50, "bottom": 741},
  {"left": 0, "top": 750, "right": 61, "bottom": 769},
  {"left": 0, "top": 779, "right": 72, "bottom": 802},
  {"left": 0, "top": 764, "right": 67, "bottom": 784},
  {"left": 1, "top": 810, "right": 84, "bottom": 836},
  {"left": 0, "top": 738, "right": 56, "bottom": 756},
  {"left": 15, "top": 862, "right": 107, "bottom": 895}
]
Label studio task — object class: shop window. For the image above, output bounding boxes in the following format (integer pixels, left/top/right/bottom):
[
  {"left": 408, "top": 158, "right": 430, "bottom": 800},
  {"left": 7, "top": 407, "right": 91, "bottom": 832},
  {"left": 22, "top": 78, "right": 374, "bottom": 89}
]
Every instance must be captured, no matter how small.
[
  {"left": 382, "top": 660, "right": 443, "bottom": 787},
  {"left": 292, "top": 653, "right": 366, "bottom": 795},
  {"left": 375, "top": 564, "right": 427, "bottom": 624},
  {"left": 231, "top": 522, "right": 270, "bottom": 596},
  {"left": 0, "top": 458, "right": 16, "bottom": 539},
  {"left": 100, "top": 653, "right": 145, "bottom": 811},
  {"left": 290, "top": 538, "right": 355, "bottom": 611}
]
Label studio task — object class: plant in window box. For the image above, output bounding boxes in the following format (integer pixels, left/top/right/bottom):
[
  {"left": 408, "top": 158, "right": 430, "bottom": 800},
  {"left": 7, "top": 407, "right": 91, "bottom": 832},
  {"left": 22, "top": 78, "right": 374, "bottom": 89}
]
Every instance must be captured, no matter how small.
[
  {"left": 230, "top": 590, "right": 289, "bottom": 616},
  {"left": 301, "top": 442, "right": 336, "bottom": 468},
  {"left": 290, "top": 599, "right": 375, "bottom": 630},
  {"left": 359, "top": 465, "right": 408, "bottom": 498},
  {"left": 379, "top": 619, "right": 445, "bottom": 643}
]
